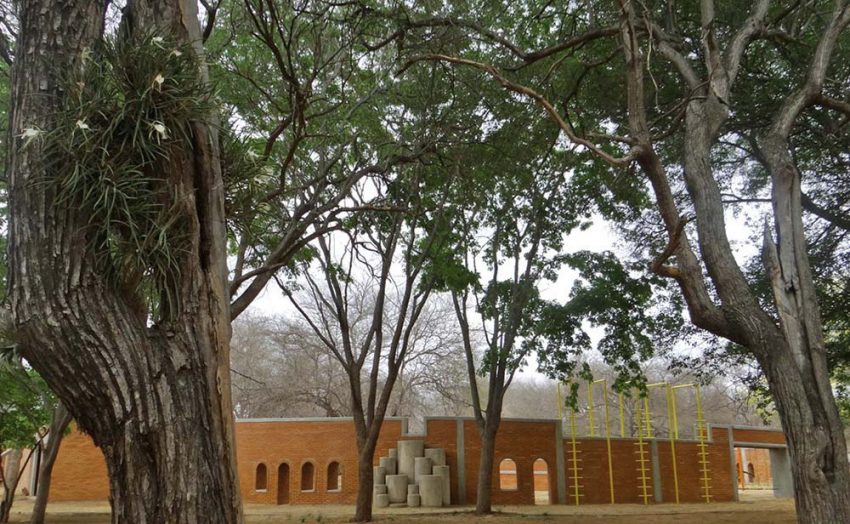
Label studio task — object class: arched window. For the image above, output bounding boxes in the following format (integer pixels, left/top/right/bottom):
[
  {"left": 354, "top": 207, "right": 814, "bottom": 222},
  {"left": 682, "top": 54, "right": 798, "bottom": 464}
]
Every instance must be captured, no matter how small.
[
  {"left": 277, "top": 463, "right": 290, "bottom": 504},
  {"left": 499, "top": 458, "right": 518, "bottom": 491},
  {"left": 533, "top": 458, "right": 550, "bottom": 504},
  {"left": 255, "top": 463, "right": 268, "bottom": 491},
  {"left": 327, "top": 461, "right": 342, "bottom": 491},
  {"left": 748, "top": 462, "right": 756, "bottom": 483},
  {"left": 301, "top": 462, "right": 315, "bottom": 491}
]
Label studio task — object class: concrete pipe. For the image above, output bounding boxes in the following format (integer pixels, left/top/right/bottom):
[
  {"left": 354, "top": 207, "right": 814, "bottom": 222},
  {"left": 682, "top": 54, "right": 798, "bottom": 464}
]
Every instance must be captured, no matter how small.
[
  {"left": 414, "top": 457, "right": 432, "bottom": 484},
  {"left": 397, "top": 440, "right": 425, "bottom": 479},
  {"left": 407, "top": 484, "right": 419, "bottom": 495},
  {"left": 374, "top": 484, "right": 387, "bottom": 495},
  {"left": 424, "top": 448, "right": 446, "bottom": 467},
  {"left": 407, "top": 494, "right": 421, "bottom": 507},
  {"left": 375, "top": 493, "right": 390, "bottom": 508},
  {"left": 433, "top": 465, "right": 451, "bottom": 505},
  {"left": 379, "top": 456, "right": 397, "bottom": 476},
  {"left": 373, "top": 465, "right": 386, "bottom": 486},
  {"left": 386, "top": 474, "right": 408, "bottom": 503},
  {"left": 418, "top": 475, "right": 443, "bottom": 507},
  {"left": 389, "top": 448, "right": 398, "bottom": 460}
]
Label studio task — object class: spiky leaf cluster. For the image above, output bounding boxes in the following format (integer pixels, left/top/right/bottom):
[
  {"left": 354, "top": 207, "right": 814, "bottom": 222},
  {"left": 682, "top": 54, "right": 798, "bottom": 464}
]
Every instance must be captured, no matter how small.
[{"left": 38, "top": 33, "right": 211, "bottom": 320}]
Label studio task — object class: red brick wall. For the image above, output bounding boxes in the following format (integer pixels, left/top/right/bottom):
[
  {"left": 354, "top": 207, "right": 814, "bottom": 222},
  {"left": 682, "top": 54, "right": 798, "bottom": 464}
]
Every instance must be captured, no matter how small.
[
  {"left": 461, "top": 419, "right": 558, "bottom": 506},
  {"left": 49, "top": 427, "right": 109, "bottom": 502},
  {"left": 47, "top": 418, "right": 784, "bottom": 506}
]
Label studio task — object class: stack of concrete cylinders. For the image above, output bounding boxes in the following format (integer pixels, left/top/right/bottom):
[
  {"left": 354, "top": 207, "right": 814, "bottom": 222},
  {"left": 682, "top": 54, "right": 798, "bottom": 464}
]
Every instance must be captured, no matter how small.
[
  {"left": 374, "top": 483, "right": 389, "bottom": 508},
  {"left": 379, "top": 456, "right": 397, "bottom": 475},
  {"left": 386, "top": 474, "right": 408, "bottom": 503},
  {"left": 406, "top": 484, "right": 420, "bottom": 507},
  {"left": 413, "top": 457, "right": 432, "bottom": 484},
  {"left": 397, "top": 440, "right": 425, "bottom": 480},
  {"left": 374, "top": 466, "right": 386, "bottom": 485},
  {"left": 419, "top": 475, "right": 443, "bottom": 507},
  {"left": 424, "top": 448, "right": 446, "bottom": 467},
  {"left": 389, "top": 448, "right": 398, "bottom": 460},
  {"left": 433, "top": 465, "right": 451, "bottom": 505}
]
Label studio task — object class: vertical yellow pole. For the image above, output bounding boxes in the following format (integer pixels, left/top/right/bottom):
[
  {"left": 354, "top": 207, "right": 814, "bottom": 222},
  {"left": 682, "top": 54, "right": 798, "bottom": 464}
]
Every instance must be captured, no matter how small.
[
  {"left": 665, "top": 385, "right": 680, "bottom": 503},
  {"left": 669, "top": 386, "right": 679, "bottom": 440},
  {"left": 587, "top": 380, "right": 596, "bottom": 437},
  {"left": 602, "top": 380, "right": 615, "bottom": 503},
  {"left": 618, "top": 392, "right": 625, "bottom": 437}
]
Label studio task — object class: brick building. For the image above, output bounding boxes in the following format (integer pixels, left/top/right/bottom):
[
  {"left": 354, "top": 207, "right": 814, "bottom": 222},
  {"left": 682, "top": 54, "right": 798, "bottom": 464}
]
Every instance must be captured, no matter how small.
[{"left": 39, "top": 417, "right": 790, "bottom": 505}]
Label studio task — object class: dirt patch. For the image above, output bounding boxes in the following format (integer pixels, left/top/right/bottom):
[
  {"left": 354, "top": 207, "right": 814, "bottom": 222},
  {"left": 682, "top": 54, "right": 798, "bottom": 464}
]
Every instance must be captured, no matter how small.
[{"left": 8, "top": 498, "right": 796, "bottom": 523}]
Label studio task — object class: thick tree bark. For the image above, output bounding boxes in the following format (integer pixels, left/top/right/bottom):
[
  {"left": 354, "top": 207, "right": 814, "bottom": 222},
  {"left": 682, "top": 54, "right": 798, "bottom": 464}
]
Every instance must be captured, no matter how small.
[
  {"left": 8, "top": 1, "right": 242, "bottom": 523},
  {"left": 30, "top": 404, "right": 73, "bottom": 524}
]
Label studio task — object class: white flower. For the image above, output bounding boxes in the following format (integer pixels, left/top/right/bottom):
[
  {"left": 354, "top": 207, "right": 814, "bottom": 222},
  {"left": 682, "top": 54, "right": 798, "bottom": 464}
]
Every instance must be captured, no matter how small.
[
  {"left": 246, "top": 150, "right": 259, "bottom": 160},
  {"left": 152, "top": 74, "right": 165, "bottom": 88},
  {"left": 150, "top": 121, "right": 169, "bottom": 140},
  {"left": 152, "top": 36, "right": 165, "bottom": 47},
  {"left": 20, "top": 127, "right": 42, "bottom": 139},
  {"left": 169, "top": 50, "right": 183, "bottom": 58},
  {"left": 75, "top": 119, "right": 90, "bottom": 131}
]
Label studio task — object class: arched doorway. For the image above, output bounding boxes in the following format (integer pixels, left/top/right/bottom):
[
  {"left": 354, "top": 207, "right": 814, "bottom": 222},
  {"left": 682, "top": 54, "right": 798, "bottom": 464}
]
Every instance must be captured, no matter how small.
[
  {"left": 499, "top": 458, "right": 518, "bottom": 491},
  {"left": 533, "top": 458, "right": 550, "bottom": 504},
  {"left": 277, "top": 463, "right": 290, "bottom": 505}
]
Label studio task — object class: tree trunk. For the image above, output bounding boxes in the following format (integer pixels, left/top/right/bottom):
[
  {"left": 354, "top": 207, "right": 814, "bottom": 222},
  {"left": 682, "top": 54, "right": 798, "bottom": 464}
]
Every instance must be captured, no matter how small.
[
  {"left": 30, "top": 405, "right": 73, "bottom": 524},
  {"left": 353, "top": 444, "right": 376, "bottom": 523},
  {"left": 758, "top": 341, "right": 850, "bottom": 524},
  {"left": 474, "top": 423, "right": 498, "bottom": 515},
  {"left": 0, "top": 450, "right": 22, "bottom": 523},
  {"left": 8, "top": 1, "right": 242, "bottom": 523}
]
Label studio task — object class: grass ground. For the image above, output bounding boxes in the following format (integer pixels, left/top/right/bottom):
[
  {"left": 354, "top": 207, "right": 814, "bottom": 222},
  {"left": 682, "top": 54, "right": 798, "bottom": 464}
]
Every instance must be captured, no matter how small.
[{"left": 8, "top": 492, "right": 795, "bottom": 523}]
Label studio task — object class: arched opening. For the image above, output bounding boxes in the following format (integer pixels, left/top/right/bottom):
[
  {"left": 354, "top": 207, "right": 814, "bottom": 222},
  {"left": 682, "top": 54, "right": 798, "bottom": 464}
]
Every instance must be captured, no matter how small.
[
  {"left": 533, "top": 458, "right": 550, "bottom": 504},
  {"left": 255, "top": 463, "right": 268, "bottom": 491},
  {"left": 277, "top": 463, "right": 290, "bottom": 504},
  {"left": 499, "top": 458, "right": 518, "bottom": 491},
  {"left": 327, "top": 461, "right": 342, "bottom": 491},
  {"left": 748, "top": 462, "right": 756, "bottom": 484},
  {"left": 301, "top": 462, "right": 315, "bottom": 491}
]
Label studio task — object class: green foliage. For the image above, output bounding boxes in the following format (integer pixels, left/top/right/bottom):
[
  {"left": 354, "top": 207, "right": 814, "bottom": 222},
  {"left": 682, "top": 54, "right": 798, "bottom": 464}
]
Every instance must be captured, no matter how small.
[
  {"left": 0, "top": 363, "right": 53, "bottom": 450},
  {"left": 35, "top": 32, "right": 210, "bottom": 320}
]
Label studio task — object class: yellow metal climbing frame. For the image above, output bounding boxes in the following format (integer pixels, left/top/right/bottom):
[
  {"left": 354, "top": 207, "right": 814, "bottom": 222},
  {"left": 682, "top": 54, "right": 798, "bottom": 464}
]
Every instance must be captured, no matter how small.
[{"left": 633, "top": 397, "right": 652, "bottom": 504}]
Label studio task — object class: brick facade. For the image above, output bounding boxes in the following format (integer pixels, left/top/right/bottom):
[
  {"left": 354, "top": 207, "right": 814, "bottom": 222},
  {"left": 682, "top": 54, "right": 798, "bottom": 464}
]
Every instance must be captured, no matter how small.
[{"left": 45, "top": 418, "right": 786, "bottom": 506}]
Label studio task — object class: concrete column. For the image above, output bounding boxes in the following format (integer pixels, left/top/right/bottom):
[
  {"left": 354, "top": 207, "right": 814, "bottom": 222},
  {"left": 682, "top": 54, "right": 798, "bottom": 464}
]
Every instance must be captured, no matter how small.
[
  {"left": 408, "top": 484, "right": 419, "bottom": 495},
  {"left": 419, "top": 475, "right": 443, "bottom": 507},
  {"left": 386, "top": 474, "right": 408, "bottom": 503},
  {"left": 554, "top": 422, "right": 567, "bottom": 504},
  {"left": 425, "top": 448, "right": 447, "bottom": 466},
  {"left": 650, "top": 440, "right": 662, "bottom": 503},
  {"left": 379, "top": 456, "right": 397, "bottom": 476},
  {"left": 374, "top": 465, "right": 386, "bottom": 486},
  {"left": 407, "top": 493, "right": 421, "bottom": 507},
  {"left": 727, "top": 428, "right": 739, "bottom": 502},
  {"left": 769, "top": 448, "right": 794, "bottom": 498},
  {"left": 456, "top": 419, "right": 466, "bottom": 505},
  {"left": 434, "top": 465, "right": 451, "bottom": 505},
  {"left": 374, "top": 484, "right": 387, "bottom": 495},
  {"left": 375, "top": 494, "right": 390, "bottom": 508},
  {"left": 414, "top": 457, "right": 432, "bottom": 484},
  {"left": 389, "top": 448, "right": 398, "bottom": 460},
  {"left": 398, "top": 440, "right": 425, "bottom": 480}
]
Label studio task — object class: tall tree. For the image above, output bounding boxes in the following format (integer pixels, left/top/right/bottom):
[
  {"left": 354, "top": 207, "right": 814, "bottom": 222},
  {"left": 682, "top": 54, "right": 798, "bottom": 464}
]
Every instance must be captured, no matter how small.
[
  {"left": 395, "top": 1, "right": 850, "bottom": 521},
  {"left": 8, "top": 1, "right": 242, "bottom": 521},
  {"left": 283, "top": 169, "right": 451, "bottom": 522}
]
